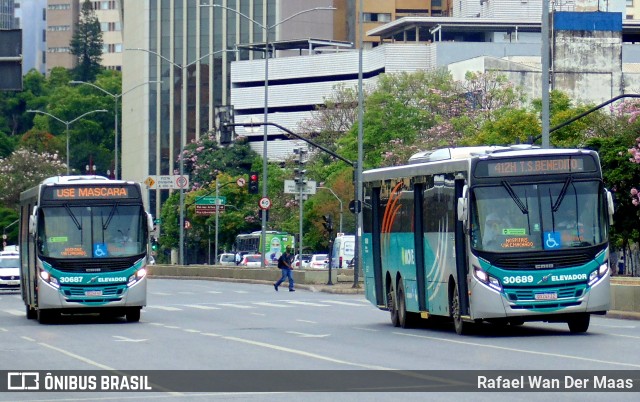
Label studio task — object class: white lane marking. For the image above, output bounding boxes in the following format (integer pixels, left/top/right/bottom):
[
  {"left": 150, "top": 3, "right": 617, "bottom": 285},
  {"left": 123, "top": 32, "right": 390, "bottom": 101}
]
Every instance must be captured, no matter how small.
[
  {"left": 183, "top": 329, "right": 201, "bottom": 333},
  {"left": 234, "top": 290, "right": 249, "bottom": 294},
  {"left": 253, "top": 302, "right": 292, "bottom": 308},
  {"left": 220, "top": 335, "right": 392, "bottom": 370},
  {"left": 608, "top": 333, "right": 640, "bottom": 340},
  {"left": 321, "top": 300, "right": 366, "bottom": 306},
  {"left": 297, "top": 319, "right": 318, "bottom": 324},
  {"left": 285, "top": 301, "right": 330, "bottom": 307},
  {"left": 0, "top": 327, "right": 7, "bottom": 332},
  {"left": 150, "top": 292, "right": 172, "bottom": 296},
  {"left": 207, "top": 291, "right": 222, "bottom": 294},
  {"left": 286, "top": 331, "right": 330, "bottom": 338},
  {"left": 354, "top": 327, "right": 378, "bottom": 332},
  {"left": 4, "top": 309, "right": 23, "bottom": 316},
  {"left": 395, "top": 332, "right": 640, "bottom": 368},
  {"left": 591, "top": 323, "right": 636, "bottom": 329},
  {"left": 146, "top": 305, "right": 182, "bottom": 311},
  {"left": 217, "top": 303, "right": 254, "bottom": 309},
  {"left": 183, "top": 304, "right": 221, "bottom": 310},
  {"left": 113, "top": 335, "right": 147, "bottom": 342},
  {"left": 202, "top": 332, "right": 222, "bottom": 337},
  {"left": 251, "top": 313, "right": 266, "bottom": 316}
]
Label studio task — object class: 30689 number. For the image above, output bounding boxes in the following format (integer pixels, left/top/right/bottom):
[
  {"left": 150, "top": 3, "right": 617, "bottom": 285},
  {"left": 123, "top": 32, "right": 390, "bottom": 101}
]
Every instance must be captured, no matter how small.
[{"left": 502, "top": 275, "right": 534, "bottom": 284}]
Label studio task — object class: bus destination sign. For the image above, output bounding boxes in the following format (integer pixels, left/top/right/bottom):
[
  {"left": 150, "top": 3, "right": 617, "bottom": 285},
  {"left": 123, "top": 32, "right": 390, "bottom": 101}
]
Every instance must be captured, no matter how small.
[
  {"left": 46, "top": 186, "right": 133, "bottom": 200},
  {"left": 477, "top": 156, "right": 595, "bottom": 178}
]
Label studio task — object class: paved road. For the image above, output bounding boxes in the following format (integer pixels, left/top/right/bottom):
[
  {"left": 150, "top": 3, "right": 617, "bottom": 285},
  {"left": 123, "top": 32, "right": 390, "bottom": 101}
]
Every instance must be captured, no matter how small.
[{"left": 1, "top": 279, "right": 639, "bottom": 401}]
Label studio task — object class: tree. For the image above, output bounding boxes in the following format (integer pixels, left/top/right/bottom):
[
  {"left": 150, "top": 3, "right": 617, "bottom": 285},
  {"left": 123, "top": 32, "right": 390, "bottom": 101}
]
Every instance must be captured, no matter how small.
[
  {"left": 70, "top": 0, "right": 104, "bottom": 82},
  {"left": 0, "top": 148, "right": 67, "bottom": 208}
]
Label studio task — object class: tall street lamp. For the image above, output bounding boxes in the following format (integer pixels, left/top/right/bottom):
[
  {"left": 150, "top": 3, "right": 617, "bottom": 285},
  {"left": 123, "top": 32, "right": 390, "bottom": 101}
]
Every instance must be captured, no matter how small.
[
  {"left": 200, "top": 2, "right": 336, "bottom": 267},
  {"left": 27, "top": 109, "right": 108, "bottom": 174},
  {"left": 126, "top": 47, "right": 233, "bottom": 266},
  {"left": 69, "top": 80, "right": 162, "bottom": 180}
]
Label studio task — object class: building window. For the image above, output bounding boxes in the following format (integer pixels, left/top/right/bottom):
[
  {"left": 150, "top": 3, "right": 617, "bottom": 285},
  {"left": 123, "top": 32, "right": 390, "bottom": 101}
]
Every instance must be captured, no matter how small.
[
  {"left": 627, "top": 0, "right": 633, "bottom": 7},
  {"left": 48, "top": 4, "right": 71, "bottom": 10},
  {"left": 48, "top": 25, "right": 71, "bottom": 31},
  {"left": 363, "top": 13, "right": 392, "bottom": 22}
]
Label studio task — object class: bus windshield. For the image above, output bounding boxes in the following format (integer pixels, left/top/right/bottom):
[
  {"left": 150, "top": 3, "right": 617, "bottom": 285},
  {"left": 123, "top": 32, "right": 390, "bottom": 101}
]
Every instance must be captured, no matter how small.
[
  {"left": 471, "top": 180, "right": 608, "bottom": 252},
  {"left": 37, "top": 205, "right": 147, "bottom": 259}
]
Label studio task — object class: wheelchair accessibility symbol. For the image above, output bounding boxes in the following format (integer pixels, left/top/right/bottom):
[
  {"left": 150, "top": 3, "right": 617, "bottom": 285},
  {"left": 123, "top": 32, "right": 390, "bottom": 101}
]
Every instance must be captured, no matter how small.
[
  {"left": 544, "top": 232, "right": 561, "bottom": 250},
  {"left": 93, "top": 243, "right": 108, "bottom": 258}
]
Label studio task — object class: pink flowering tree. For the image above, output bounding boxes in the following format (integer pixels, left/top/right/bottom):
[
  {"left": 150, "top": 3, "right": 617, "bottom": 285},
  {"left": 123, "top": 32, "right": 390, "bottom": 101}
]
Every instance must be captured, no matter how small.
[{"left": 0, "top": 148, "right": 67, "bottom": 208}]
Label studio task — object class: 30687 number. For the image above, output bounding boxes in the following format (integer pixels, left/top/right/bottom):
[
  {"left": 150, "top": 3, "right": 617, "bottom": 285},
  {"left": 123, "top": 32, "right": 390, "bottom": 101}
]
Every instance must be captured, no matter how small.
[{"left": 58, "top": 276, "right": 83, "bottom": 283}]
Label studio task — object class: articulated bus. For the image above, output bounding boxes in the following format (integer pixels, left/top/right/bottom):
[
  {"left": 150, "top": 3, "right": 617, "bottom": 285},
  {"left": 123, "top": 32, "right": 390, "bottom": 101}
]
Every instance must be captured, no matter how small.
[
  {"left": 19, "top": 176, "right": 154, "bottom": 324},
  {"left": 362, "top": 146, "right": 614, "bottom": 334}
]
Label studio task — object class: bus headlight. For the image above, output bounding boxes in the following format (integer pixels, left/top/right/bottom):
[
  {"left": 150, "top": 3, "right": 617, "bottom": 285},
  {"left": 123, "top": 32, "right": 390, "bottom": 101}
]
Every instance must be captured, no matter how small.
[
  {"left": 588, "top": 263, "right": 609, "bottom": 286},
  {"left": 127, "top": 268, "right": 147, "bottom": 287},
  {"left": 39, "top": 270, "right": 60, "bottom": 289},
  {"left": 473, "top": 266, "right": 502, "bottom": 292}
]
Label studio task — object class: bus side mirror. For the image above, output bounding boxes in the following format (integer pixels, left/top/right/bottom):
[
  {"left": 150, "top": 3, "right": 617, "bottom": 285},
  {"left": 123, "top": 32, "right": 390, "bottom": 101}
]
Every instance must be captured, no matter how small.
[
  {"left": 28, "top": 206, "right": 38, "bottom": 236},
  {"left": 457, "top": 185, "right": 468, "bottom": 222},
  {"left": 606, "top": 190, "right": 614, "bottom": 225},
  {"left": 147, "top": 213, "right": 154, "bottom": 232}
]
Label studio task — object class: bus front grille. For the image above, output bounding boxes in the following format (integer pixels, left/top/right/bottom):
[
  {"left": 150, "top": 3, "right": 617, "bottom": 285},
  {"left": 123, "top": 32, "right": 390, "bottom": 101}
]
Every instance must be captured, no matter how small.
[
  {"left": 493, "top": 254, "right": 592, "bottom": 270},
  {"left": 43, "top": 255, "right": 143, "bottom": 273}
]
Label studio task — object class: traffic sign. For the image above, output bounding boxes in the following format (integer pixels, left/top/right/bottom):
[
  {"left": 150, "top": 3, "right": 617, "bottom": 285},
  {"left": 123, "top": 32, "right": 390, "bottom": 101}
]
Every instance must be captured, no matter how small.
[
  {"left": 195, "top": 205, "right": 225, "bottom": 215},
  {"left": 236, "top": 177, "right": 246, "bottom": 187},
  {"left": 284, "top": 180, "right": 317, "bottom": 195},
  {"left": 145, "top": 175, "right": 189, "bottom": 189},
  {"left": 184, "top": 220, "right": 191, "bottom": 229},
  {"left": 258, "top": 197, "right": 271, "bottom": 210},
  {"left": 195, "top": 196, "right": 226, "bottom": 205}
]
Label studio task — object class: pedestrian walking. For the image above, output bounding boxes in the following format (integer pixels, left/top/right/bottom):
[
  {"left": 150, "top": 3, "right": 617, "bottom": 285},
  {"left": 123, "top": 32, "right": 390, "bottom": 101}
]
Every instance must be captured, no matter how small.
[
  {"left": 618, "top": 255, "right": 625, "bottom": 275},
  {"left": 274, "top": 247, "right": 295, "bottom": 292}
]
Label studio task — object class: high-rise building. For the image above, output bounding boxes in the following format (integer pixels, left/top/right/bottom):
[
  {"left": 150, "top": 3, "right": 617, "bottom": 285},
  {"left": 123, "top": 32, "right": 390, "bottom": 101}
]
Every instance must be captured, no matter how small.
[
  {"left": 0, "top": 0, "right": 17, "bottom": 29},
  {"left": 15, "top": 0, "right": 47, "bottom": 74},
  {"left": 121, "top": 0, "right": 337, "bottom": 218},
  {"left": 45, "top": 0, "right": 79, "bottom": 71}
]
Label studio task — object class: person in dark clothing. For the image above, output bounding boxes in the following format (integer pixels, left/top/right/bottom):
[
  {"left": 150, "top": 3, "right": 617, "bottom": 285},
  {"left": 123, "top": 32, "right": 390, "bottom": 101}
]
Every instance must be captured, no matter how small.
[{"left": 274, "top": 247, "right": 295, "bottom": 292}]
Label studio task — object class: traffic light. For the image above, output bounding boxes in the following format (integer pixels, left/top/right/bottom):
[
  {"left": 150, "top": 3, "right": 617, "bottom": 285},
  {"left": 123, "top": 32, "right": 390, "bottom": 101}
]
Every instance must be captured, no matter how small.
[
  {"left": 322, "top": 215, "right": 333, "bottom": 233},
  {"left": 151, "top": 237, "right": 159, "bottom": 252},
  {"left": 248, "top": 172, "right": 259, "bottom": 194}
]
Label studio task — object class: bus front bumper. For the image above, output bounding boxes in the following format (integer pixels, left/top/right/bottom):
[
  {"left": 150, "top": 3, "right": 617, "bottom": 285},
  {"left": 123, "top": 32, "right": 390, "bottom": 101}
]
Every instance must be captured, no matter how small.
[{"left": 37, "top": 277, "right": 147, "bottom": 310}]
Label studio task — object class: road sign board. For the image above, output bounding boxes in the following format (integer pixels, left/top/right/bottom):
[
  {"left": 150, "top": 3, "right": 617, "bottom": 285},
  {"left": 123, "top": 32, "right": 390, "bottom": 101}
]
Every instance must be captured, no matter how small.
[
  {"left": 195, "top": 205, "right": 225, "bottom": 215},
  {"left": 236, "top": 177, "right": 246, "bottom": 187},
  {"left": 259, "top": 197, "right": 271, "bottom": 210},
  {"left": 145, "top": 175, "right": 189, "bottom": 189},
  {"left": 195, "top": 196, "right": 226, "bottom": 205},
  {"left": 284, "top": 180, "right": 317, "bottom": 195}
]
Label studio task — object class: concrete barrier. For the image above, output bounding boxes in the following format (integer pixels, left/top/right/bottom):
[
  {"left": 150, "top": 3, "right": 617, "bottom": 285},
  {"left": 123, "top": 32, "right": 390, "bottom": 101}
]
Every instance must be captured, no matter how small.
[{"left": 148, "top": 265, "right": 640, "bottom": 315}]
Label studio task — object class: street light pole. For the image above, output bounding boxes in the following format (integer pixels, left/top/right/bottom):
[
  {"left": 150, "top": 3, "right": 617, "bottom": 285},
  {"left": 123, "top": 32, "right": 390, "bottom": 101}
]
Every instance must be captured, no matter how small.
[
  {"left": 126, "top": 48, "right": 233, "bottom": 266},
  {"left": 69, "top": 80, "right": 161, "bottom": 180},
  {"left": 200, "top": 3, "right": 336, "bottom": 268},
  {"left": 27, "top": 109, "right": 108, "bottom": 174}
]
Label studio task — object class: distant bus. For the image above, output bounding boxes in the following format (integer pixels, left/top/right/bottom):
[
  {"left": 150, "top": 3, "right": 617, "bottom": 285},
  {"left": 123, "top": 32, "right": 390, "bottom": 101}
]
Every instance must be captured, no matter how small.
[
  {"left": 234, "top": 231, "right": 294, "bottom": 263},
  {"left": 19, "top": 176, "right": 154, "bottom": 324},
  {"left": 362, "top": 146, "right": 614, "bottom": 334},
  {"left": 331, "top": 234, "right": 355, "bottom": 268}
]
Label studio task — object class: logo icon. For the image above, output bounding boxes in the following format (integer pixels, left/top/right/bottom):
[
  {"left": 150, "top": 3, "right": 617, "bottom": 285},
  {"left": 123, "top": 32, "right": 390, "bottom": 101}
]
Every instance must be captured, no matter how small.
[{"left": 7, "top": 372, "right": 40, "bottom": 390}]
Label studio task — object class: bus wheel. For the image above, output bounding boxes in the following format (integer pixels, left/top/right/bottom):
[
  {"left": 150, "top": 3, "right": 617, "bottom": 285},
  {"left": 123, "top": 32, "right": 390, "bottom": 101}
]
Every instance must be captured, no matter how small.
[
  {"left": 26, "top": 305, "right": 37, "bottom": 320},
  {"left": 387, "top": 283, "right": 400, "bottom": 327},
  {"left": 451, "top": 283, "right": 471, "bottom": 335},
  {"left": 126, "top": 308, "right": 141, "bottom": 323},
  {"left": 398, "top": 282, "right": 418, "bottom": 329},
  {"left": 37, "top": 309, "right": 58, "bottom": 324},
  {"left": 567, "top": 313, "right": 590, "bottom": 333}
]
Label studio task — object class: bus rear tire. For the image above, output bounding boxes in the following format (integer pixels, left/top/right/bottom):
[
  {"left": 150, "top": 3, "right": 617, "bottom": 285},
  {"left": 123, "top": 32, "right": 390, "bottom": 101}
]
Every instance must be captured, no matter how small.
[
  {"left": 37, "top": 309, "right": 58, "bottom": 324},
  {"left": 451, "top": 283, "right": 471, "bottom": 335},
  {"left": 387, "top": 282, "right": 400, "bottom": 327},
  {"left": 126, "top": 307, "right": 141, "bottom": 323},
  {"left": 567, "top": 313, "right": 590, "bottom": 333},
  {"left": 26, "top": 305, "right": 37, "bottom": 319},
  {"left": 398, "top": 282, "right": 418, "bottom": 328}
]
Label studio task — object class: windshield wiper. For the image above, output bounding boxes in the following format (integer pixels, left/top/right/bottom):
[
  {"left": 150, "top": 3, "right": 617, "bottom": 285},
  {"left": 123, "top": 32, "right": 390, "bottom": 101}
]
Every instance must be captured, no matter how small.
[
  {"left": 102, "top": 203, "right": 118, "bottom": 230},
  {"left": 501, "top": 181, "right": 528, "bottom": 214},
  {"left": 551, "top": 177, "right": 572, "bottom": 212},
  {"left": 64, "top": 204, "right": 82, "bottom": 230}
]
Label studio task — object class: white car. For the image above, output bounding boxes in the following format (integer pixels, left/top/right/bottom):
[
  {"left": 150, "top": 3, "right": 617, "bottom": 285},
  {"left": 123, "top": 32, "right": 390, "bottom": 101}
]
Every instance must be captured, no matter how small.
[
  {"left": 240, "top": 254, "right": 267, "bottom": 268},
  {"left": 0, "top": 250, "right": 20, "bottom": 290},
  {"left": 217, "top": 253, "right": 236, "bottom": 266},
  {"left": 308, "top": 254, "right": 328, "bottom": 269},
  {"left": 293, "top": 254, "right": 312, "bottom": 268}
]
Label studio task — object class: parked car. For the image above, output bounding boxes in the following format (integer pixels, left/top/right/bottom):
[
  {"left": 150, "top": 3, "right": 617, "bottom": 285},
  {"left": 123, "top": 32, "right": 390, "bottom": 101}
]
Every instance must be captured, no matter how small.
[
  {"left": 293, "top": 254, "right": 312, "bottom": 268},
  {"left": 0, "top": 249, "right": 20, "bottom": 290},
  {"left": 217, "top": 253, "right": 236, "bottom": 266},
  {"left": 239, "top": 254, "right": 268, "bottom": 267},
  {"left": 308, "top": 254, "right": 328, "bottom": 269}
]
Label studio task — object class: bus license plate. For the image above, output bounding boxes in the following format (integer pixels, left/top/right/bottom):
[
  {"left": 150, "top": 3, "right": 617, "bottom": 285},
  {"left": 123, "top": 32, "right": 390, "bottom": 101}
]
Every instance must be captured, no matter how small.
[
  {"left": 85, "top": 290, "right": 103, "bottom": 297},
  {"left": 535, "top": 292, "right": 557, "bottom": 300}
]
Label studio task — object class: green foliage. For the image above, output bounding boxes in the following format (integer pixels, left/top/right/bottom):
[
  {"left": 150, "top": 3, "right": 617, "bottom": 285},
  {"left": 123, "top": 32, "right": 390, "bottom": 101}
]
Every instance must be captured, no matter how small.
[
  {"left": 70, "top": 0, "right": 104, "bottom": 82},
  {"left": 0, "top": 207, "right": 19, "bottom": 246}
]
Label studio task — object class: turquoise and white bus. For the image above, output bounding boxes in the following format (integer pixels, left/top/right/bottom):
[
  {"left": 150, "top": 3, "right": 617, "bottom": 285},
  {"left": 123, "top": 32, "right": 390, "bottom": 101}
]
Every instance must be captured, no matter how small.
[
  {"left": 19, "top": 176, "right": 153, "bottom": 324},
  {"left": 362, "top": 146, "right": 614, "bottom": 334}
]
